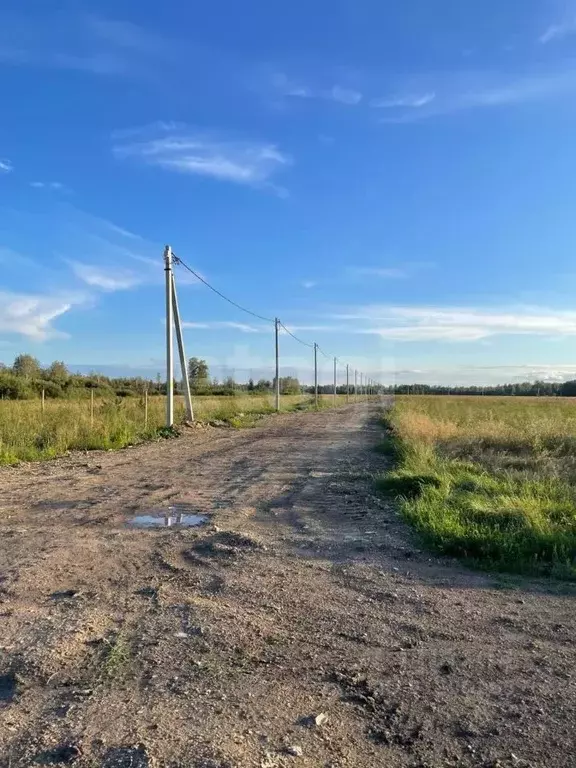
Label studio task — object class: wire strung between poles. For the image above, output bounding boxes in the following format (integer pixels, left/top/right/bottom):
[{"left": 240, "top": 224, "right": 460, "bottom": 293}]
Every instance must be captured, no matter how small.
[
  {"left": 171, "top": 252, "right": 275, "bottom": 324},
  {"left": 278, "top": 321, "right": 314, "bottom": 348},
  {"left": 171, "top": 251, "right": 360, "bottom": 382}
]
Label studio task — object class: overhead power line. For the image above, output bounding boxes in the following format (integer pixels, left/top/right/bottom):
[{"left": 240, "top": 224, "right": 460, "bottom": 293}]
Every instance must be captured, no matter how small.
[
  {"left": 278, "top": 321, "right": 314, "bottom": 349},
  {"left": 172, "top": 250, "right": 350, "bottom": 368},
  {"left": 172, "top": 252, "right": 275, "bottom": 324}
]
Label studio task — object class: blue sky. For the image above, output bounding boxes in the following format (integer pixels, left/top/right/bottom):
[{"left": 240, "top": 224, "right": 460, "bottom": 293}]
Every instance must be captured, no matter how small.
[{"left": 4, "top": 1, "right": 576, "bottom": 384}]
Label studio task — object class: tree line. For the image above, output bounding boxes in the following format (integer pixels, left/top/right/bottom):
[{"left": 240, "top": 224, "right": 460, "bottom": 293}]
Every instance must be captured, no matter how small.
[
  {"left": 0, "top": 354, "right": 305, "bottom": 399},
  {"left": 2, "top": 353, "right": 575, "bottom": 400}
]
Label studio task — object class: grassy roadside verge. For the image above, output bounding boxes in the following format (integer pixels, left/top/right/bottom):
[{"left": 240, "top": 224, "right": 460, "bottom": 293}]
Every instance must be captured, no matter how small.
[
  {"left": 377, "top": 396, "right": 576, "bottom": 579},
  {"left": 0, "top": 393, "right": 353, "bottom": 465}
]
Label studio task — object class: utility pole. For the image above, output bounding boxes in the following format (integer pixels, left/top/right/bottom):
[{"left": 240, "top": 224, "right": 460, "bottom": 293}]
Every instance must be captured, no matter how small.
[
  {"left": 354, "top": 369, "right": 358, "bottom": 400},
  {"left": 346, "top": 364, "right": 349, "bottom": 403},
  {"left": 333, "top": 357, "right": 337, "bottom": 406},
  {"left": 171, "top": 272, "right": 194, "bottom": 421},
  {"left": 164, "top": 245, "right": 174, "bottom": 427},
  {"left": 275, "top": 318, "right": 280, "bottom": 412},
  {"left": 360, "top": 372, "right": 363, "bottom": 398},
  {"left": 314, "top": 343, "right": 319, "bottom": 409}
]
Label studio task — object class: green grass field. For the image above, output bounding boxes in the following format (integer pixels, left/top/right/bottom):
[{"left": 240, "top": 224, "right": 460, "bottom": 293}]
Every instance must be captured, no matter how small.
[
  {"left": 0, "top": 392, "right": 351, "bottom": 465},
  {"left": 379, "top": 395, "right": 576, "bottom": 579}
]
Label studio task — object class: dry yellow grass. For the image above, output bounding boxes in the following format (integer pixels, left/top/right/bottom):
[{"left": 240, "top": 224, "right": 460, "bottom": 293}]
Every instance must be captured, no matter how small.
[{"left": 0, "top": 393, "right": 351, "bottom": 464}]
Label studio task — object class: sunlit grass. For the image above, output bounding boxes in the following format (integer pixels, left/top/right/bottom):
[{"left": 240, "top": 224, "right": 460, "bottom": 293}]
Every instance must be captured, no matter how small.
[
  {"left": 0, "top": 392, "right": 352, "bottom": 464},
  {"left": 380, "top": 396, "right": 576, "bottom": 578}
]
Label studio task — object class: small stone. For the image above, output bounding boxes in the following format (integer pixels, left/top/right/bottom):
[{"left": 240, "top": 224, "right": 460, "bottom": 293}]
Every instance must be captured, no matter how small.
[
  {"left": 174, "top": 631, "right": 188, "bottom": 638},
  {"left": 314, "top": 712, "right": 329, "bottom": 726},
  {"left": 286, "top": 745, "right": 303, "bottom": 757}
]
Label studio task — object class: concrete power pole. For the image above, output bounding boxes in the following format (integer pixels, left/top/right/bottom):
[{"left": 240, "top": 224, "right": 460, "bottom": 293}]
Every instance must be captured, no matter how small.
[
  {"left": 314, "top": 343, "right": 318, "bottom": 409},
  {"left": 164, "top": 245, "right": 174, "bottom": 427},
  {"left": 333, "top": 357, "right": 337, "bottom": 406},
  {"left": 275, "top": 318, "right": 280, "bottom": 412},
  {"left": 171, "top": 272, "right": 194, "bottom": 422}
]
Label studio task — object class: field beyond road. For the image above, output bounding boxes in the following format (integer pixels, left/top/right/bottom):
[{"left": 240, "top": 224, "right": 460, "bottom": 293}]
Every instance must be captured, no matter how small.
[
  {"left": 0, "top": 394, "right": 347, "bottom": 465},
  {"left": 381, "top": 396, "right": 576, "bottom": 578},
  {"left": 0, "top": 402, "right": 575, "bottom": 767}
]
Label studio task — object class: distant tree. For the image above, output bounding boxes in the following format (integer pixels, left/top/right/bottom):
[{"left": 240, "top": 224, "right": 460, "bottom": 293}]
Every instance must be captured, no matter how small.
[
  {"left": 223, "top": 376, "right": 236, "bottom": 392},
  {"left": 560, "top": 380, "right": 576, "bottom": 397},
  {"left": 12, "top": 354, "right": 41, "bottom": 378},
  {"left": 46, "top": 360, "right": 69, "bottom": 383},
  {"left": 247, "top": 377, "right": 255, "bottom": 392},
  {"left": 274, "top": 376, "right": 301, "bottom": 395},
  {"left": 188, "top": 357, "right": 210, "bottom": 392},
  {"left": 255, "top": 379, "right": 272, "bottom": 392}
]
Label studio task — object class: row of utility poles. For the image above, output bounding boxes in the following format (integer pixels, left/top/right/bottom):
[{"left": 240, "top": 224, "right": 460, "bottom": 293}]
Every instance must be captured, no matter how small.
[{"left": 165, "top": 245, "right": 382, "bottom": 427}]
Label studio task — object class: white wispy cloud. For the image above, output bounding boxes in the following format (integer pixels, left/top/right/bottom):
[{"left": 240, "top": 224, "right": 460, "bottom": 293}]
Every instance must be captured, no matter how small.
[
  {"left": 302, "top": 280, "right": 317, "bottom": 289},
  {"left": 105, "top": 222, "right": 142, "bottom": 240},
  {"left": 30, "top": 181, "right": 67, "bottom": 191},
  {"left": 85, "top": 15, "right": 168, "bottom": 56},
  {"left": 370, "top": 92, "right": 435, "bottom": 109},
  {"left": 114, "top": 124, "right": 291, "bottom": 191},
  {"left": 540, "top": 3, "right": 576, "bottom": 43},
  {"left": 270, "top": 73, "right": 314, "bottom": 98},
  {"left": 0, "top": 290, "right": 81, "bottom": 340},
  {"left": 182, "top": 321, "right": 264, "bottom": 333},
  {"left": 329, "top": 86, "right": 363, "bottom": 105},
  {"left": 377, "top": 67, "right": 576, "bottom": 122},
  {"left": 0, "top": 159, "right": 13, "bottom": 173},
  {"left": 0, "top": 12, "right": 189, "bottom": 79},
  {"left": 371, "top": 363, "right": 576, "bottom": 386},
  {"left": 69, "top": 262, "right": 142, "bottom": 292},
  {"left": 334, "top": 305, "right": 576, "bottom": 342},
  {"left": 270, "top": 73, "right": 362, "bottom": 106},
  {"left": 0, "top": 44, "right": 125, "bottom": 75}
]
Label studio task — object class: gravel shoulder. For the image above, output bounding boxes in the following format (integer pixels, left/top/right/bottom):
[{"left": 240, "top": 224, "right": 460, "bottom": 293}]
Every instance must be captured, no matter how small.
[{"left": 0, "top": 403, "right": 574, "bottom": 768}]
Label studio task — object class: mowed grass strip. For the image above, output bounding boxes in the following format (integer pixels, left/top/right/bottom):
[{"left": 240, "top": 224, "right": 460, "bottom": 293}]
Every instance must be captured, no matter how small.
[{"left": 379, "top": 396, "right": 576, "bottom": 578}]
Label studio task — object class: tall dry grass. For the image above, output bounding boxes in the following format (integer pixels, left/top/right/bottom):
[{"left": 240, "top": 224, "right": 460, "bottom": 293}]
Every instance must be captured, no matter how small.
[{"left": 0, "top": 393, "right": 322, "bottom": 464}]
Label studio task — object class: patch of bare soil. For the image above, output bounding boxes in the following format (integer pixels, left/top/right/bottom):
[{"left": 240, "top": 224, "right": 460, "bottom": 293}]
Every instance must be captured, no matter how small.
[{"left": 0, "top": 404, "right": 574, "bottom": 767}]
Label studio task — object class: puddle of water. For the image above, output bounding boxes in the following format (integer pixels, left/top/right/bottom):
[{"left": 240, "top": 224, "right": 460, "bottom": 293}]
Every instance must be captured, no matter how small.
[
  {"left": 0, "top": 673, "right": 16, "bottom": 706},
  {"left": 127, "top": 504, "right": 207, "bottom": 530},
  {"left": 103, "top": 747, "right": 149, "bottom": 768}
]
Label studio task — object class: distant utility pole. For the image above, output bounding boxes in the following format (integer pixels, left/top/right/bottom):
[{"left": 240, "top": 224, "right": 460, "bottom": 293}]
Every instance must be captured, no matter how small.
[
  {"left": 354, "top": 369, "right": 358, "bottom": 400},
  {"left": 314, "top": 343, "right": 319, "bottom": 409},
  {"left": 360, "top": 372, "right": 363, "bottom": 398},
  {"left": 275, "top": 318, "right": 280, "bottom": 412},
  {"left": 164, "top": 245, "right": 174, "bottom": 427},
  {"left": 346, "top": 364, "right": 350, "bottom": 403},
  {"left": 333, "top": 357, "right": 337, "bottom": 405}
]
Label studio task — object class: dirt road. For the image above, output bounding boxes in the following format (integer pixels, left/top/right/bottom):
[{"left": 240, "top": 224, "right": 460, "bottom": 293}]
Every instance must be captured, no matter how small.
[{"left": 0, "top": 403, "right": 574, "bottom": 767}]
